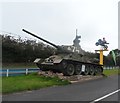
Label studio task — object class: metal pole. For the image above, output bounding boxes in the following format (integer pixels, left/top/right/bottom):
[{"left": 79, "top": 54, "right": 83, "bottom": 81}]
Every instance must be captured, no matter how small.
[
  {"left": 6, "top": 69, "right": 9, "bottom": 77},
  {"left": 100, "top": 50, "right": 103, "bottom": 65},
  {"left": 26, "top": 69, "right": 28, "bottom": 75},
  {"left": 76, "top": 29, "right": 78, "bottom": 36}
]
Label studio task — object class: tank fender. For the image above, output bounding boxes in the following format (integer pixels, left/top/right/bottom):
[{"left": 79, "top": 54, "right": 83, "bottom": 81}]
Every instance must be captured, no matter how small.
[
  {"left": 34, "top": 58, "right": 41, "bottom": 63},
  {"left": 53, "top": 59, "right": 63, "bottom": 63}
]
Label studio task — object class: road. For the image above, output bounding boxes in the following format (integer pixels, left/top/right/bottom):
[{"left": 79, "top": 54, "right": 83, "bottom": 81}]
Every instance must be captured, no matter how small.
[{"left": 2, "top": 75, "right": 119, "bottom": 102}]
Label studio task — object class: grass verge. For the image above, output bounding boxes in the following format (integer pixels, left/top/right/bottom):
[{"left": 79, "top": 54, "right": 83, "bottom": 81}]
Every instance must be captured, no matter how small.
[
  {"left": 2, "top": 73, "right": 70, "bottom": 94},
  {"left": 103, "top": 69, "right": 120, "bottom": 76}
]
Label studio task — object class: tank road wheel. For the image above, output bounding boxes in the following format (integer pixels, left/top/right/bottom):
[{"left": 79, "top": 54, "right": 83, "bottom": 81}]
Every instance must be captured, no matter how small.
[
  {"left": 94, "top": 67, "right": 99, "bottom": 75},
  {"left": 84, "top": 65, "right": 90, "bottom": 75},
  {"left": 75, "top": 65, "right": 82, "bottom": 75},
  {"left": 63, "top": 64, "right": 75, "bottom": 76},
  {"left": 89, "top": 66, "right": 95, "bottom": 75},
  {"left": 96, "top": 66, "right": 103, "bottom": 75}
]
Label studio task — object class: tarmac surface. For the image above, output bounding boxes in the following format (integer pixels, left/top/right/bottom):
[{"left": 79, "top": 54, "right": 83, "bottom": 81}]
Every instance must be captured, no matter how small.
[{"left": 2, "top": 75, "right": 119, "bottom": 102}]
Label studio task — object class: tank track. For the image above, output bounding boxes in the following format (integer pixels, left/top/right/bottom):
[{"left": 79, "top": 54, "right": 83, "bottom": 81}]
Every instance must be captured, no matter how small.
[{"left": 36, "top": 59, "right": 103, "bottom": 76}]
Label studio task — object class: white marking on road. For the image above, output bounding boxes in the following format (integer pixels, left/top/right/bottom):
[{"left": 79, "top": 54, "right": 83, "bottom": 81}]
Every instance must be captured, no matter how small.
[{"left": 90, "top": 89, "right": 120, "bottom": 103}]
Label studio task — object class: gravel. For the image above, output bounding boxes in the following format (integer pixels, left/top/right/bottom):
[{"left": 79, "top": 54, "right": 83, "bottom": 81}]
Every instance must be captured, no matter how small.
[{"left": 38, "top": 71, "right": 103, "bottom": 83}]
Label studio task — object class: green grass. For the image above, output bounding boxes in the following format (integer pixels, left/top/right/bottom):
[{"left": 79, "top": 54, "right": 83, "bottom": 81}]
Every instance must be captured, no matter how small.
[
  {"left": 0, "top": 78, "right": 2, "bottom": 94},
  {"left": 103, "top": 69, "right": 120, "bottom": 76},
  {"left": 2, "top": 73, "right": 70, "bottom": 94}
]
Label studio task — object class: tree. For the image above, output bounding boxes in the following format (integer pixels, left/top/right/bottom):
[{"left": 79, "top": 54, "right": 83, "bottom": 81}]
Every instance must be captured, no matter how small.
[{"left": 2, "top": 34, "right": 55, "bottom": 63}]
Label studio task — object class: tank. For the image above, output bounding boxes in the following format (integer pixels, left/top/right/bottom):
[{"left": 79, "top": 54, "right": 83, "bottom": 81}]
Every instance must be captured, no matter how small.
[{"left": 22, "top": 29, "right": 103, "bottom": 76}]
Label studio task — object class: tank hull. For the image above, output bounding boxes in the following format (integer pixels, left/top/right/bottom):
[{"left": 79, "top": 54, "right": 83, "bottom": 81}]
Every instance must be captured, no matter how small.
[
  {"left": 36, "top": 63, "right": 62, "bottom": 73},
  {"left": 36, "top": 59, "right": 103, "bottom": 76}
]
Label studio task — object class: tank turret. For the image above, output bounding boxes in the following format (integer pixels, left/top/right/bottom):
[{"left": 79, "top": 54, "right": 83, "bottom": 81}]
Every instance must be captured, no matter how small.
[{"left": 23, "top": 29, "right": 103, "bottom": 76}]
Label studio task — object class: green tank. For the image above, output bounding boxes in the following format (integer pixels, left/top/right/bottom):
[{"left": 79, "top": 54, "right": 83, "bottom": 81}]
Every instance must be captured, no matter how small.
[{"left": 22, "top": 29, "right": 103, "bottom": 76}]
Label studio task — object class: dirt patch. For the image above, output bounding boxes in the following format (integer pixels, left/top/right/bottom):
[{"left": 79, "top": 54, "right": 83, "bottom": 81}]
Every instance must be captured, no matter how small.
[{"left": 38, "top": 71, "right": 103, "bottom": 83}]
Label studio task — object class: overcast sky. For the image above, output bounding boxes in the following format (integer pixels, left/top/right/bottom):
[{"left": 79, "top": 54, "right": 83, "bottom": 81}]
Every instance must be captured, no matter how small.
[{"left": 0, "top": 0, "right": 119, "bottom": 55}]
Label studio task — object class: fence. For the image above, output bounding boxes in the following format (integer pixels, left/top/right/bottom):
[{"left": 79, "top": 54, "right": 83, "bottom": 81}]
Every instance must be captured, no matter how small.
[
  {"left": 0, "top": 68, "right": 40, "bottom": 77},
  {"left": 103, "top": 66, "right": 120, "bottom": 70},
  {"left": 0, "top": 66, "right": 119, "bottom": 77}
]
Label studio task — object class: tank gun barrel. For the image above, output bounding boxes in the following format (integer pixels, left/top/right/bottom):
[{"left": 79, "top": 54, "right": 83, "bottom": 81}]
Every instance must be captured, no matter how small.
[{"left": 22, "top": 29, "right": 58, "bottom": 49}]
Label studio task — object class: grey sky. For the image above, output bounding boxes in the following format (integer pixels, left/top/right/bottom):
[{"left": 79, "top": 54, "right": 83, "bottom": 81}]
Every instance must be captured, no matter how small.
[{"left": 0, "top": 0, "right": 119, "bottom": 55}]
